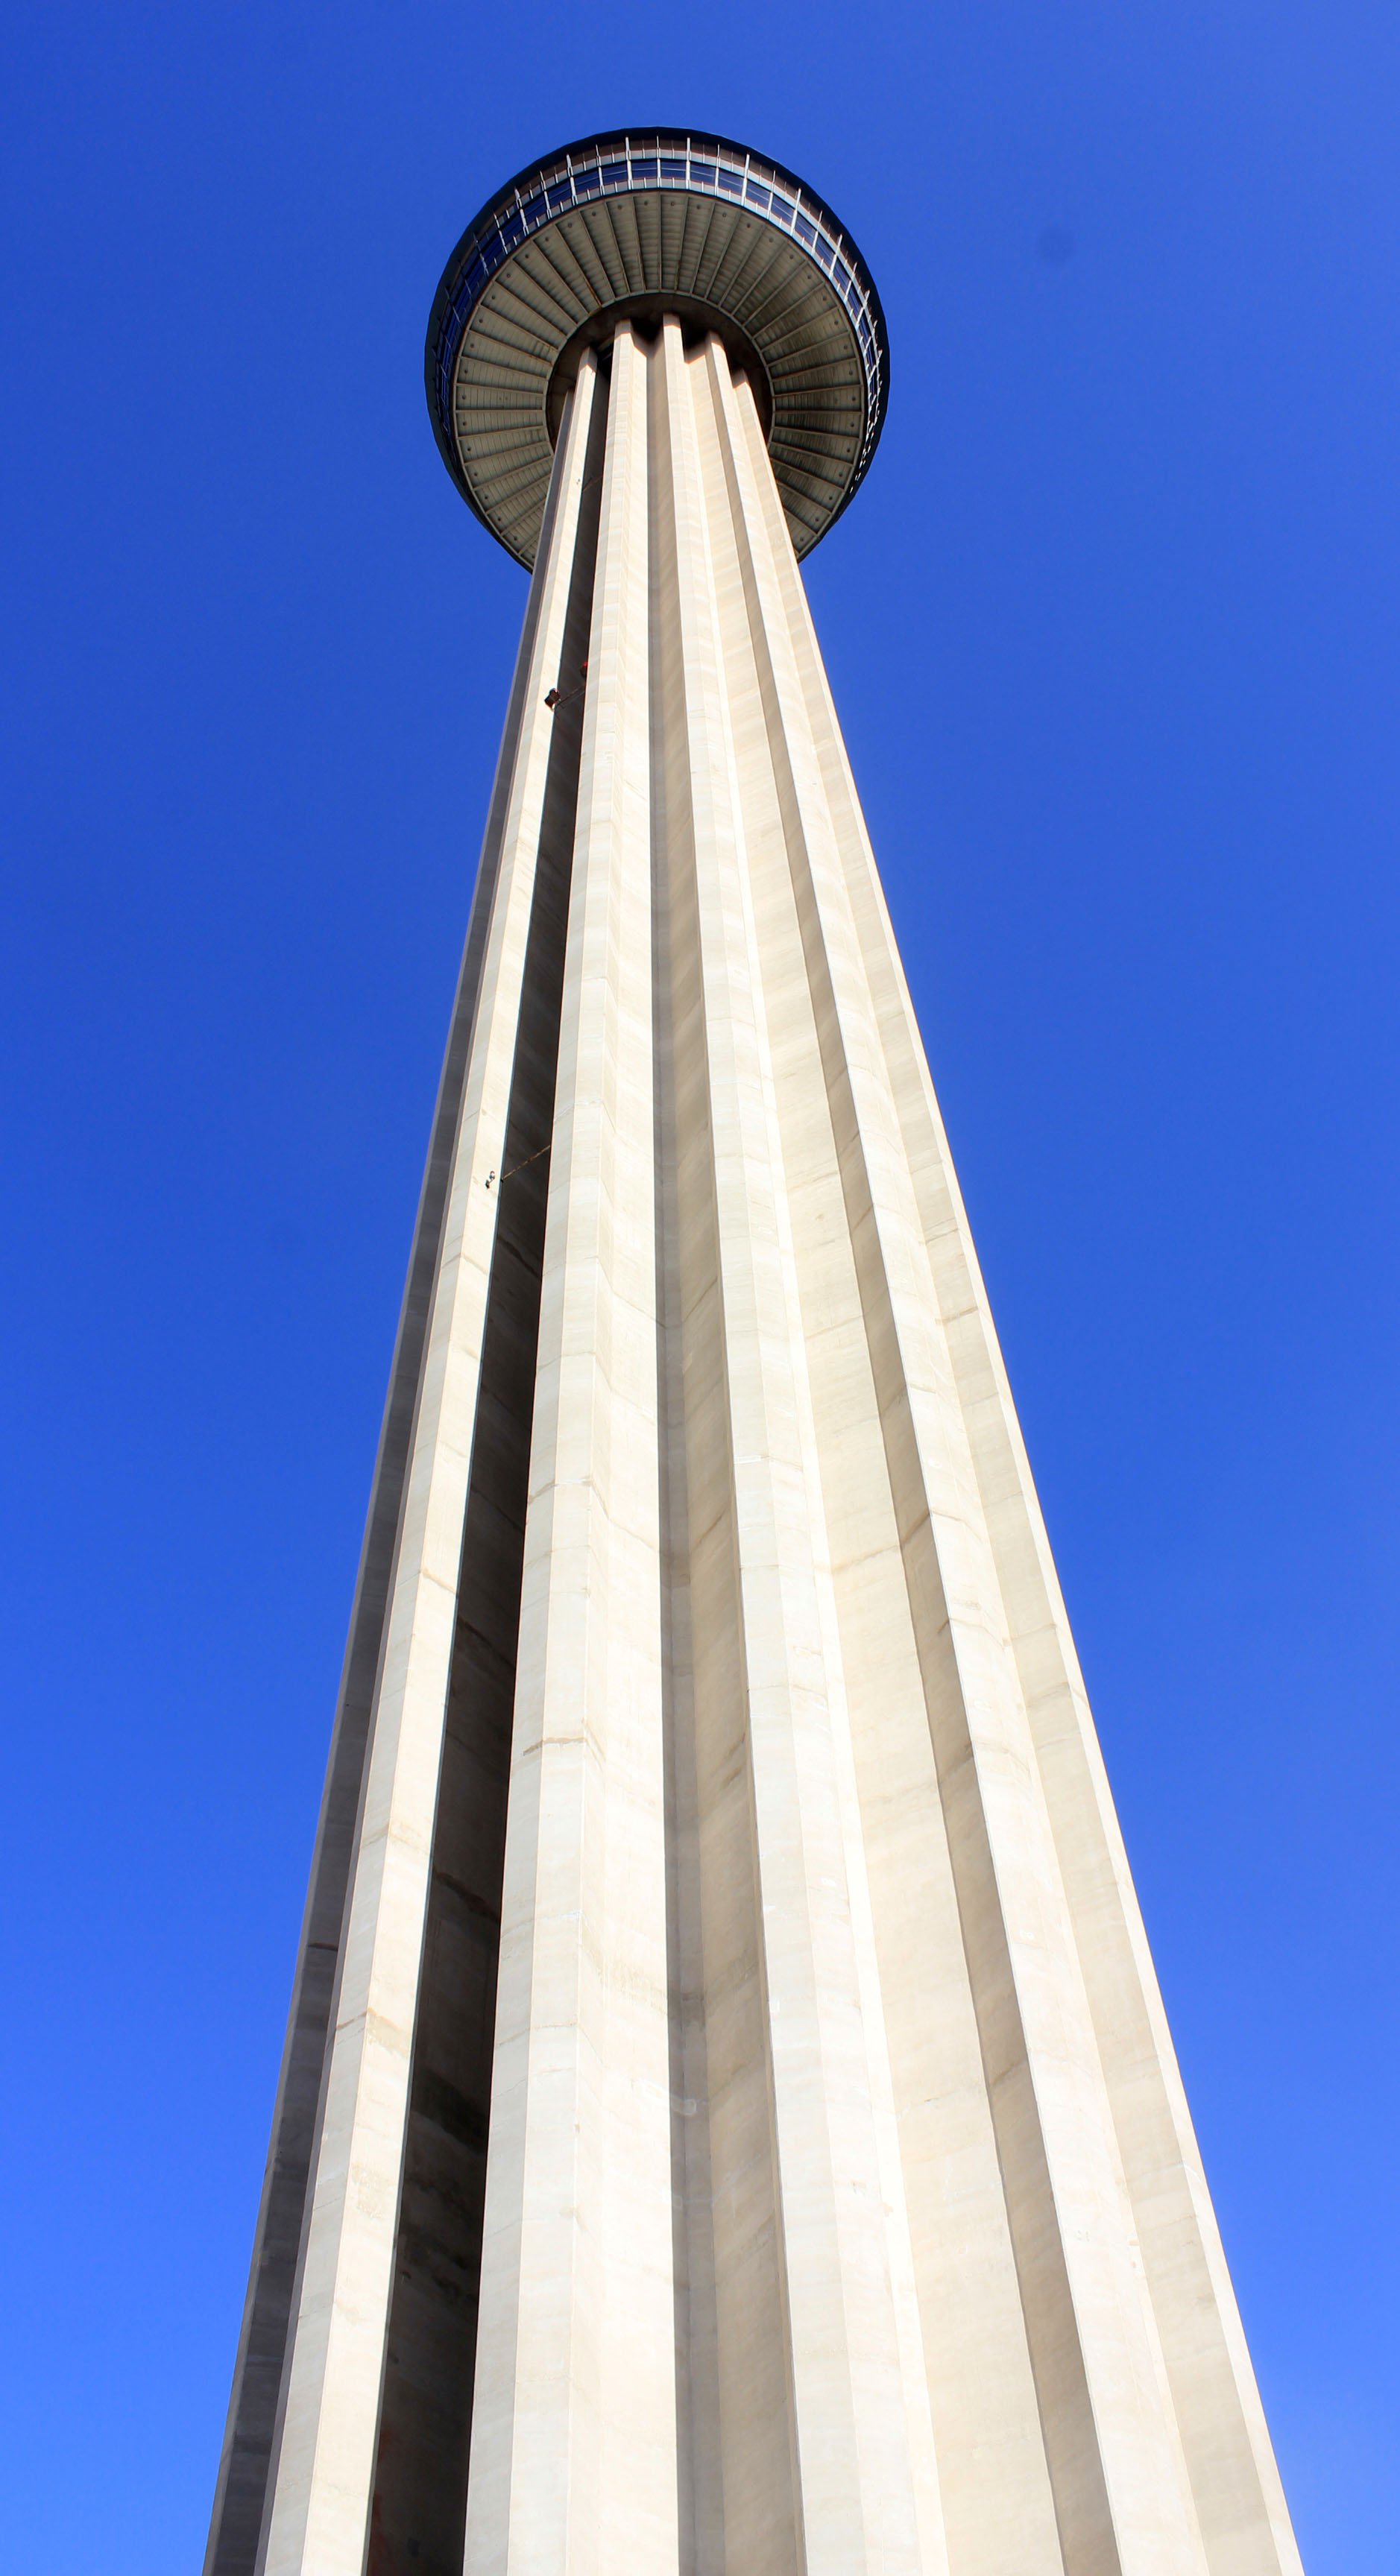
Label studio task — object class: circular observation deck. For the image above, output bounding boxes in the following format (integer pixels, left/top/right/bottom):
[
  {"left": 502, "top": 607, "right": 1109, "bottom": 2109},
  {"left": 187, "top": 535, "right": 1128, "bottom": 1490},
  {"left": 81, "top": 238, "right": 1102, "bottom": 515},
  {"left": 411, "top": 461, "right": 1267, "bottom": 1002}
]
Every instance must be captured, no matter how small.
[{"left": 426, "top": 130, "right": 889, "bottom": 569}]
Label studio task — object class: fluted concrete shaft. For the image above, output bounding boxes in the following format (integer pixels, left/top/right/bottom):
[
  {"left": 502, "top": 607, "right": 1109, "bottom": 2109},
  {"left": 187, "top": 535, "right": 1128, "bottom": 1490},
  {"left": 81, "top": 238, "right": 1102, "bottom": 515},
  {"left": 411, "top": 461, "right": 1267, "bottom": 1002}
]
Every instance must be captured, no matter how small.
[{"left": 206, "top": 319, "right": 1302, "bottom": 2576}]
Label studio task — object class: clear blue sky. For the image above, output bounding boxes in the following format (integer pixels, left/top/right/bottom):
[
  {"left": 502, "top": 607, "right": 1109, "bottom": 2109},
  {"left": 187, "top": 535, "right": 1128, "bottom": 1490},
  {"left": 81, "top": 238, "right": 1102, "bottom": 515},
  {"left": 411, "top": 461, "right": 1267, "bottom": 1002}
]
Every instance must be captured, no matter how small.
[{"left": 2, "top": 5, "right": 1395, "bottom": 2567}]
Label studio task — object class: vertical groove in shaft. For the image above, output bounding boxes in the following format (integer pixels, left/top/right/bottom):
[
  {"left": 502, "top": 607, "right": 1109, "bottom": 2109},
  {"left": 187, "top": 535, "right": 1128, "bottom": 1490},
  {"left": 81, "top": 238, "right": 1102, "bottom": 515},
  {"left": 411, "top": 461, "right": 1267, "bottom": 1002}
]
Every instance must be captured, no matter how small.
[
  {"left": 649, "top": 330, "right": 719, "bottom": 2576},
  {"left": 652, "top": 314, "right": 807, "bottom": 2576}
]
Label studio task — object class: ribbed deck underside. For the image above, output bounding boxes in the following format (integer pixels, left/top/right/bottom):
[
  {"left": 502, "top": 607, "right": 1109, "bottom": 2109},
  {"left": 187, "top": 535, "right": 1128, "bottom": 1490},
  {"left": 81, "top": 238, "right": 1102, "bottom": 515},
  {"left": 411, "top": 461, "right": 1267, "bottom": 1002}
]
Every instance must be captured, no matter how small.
[{"left": 449, "top": 189, "right": 868, "bottom": 564}]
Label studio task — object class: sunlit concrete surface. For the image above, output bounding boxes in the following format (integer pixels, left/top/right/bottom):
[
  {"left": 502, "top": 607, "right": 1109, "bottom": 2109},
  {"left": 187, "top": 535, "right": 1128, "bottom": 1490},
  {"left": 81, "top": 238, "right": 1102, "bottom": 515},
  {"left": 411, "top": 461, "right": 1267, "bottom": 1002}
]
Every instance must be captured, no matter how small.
[{"left": 204, "top": 136, "right": 1304, "bottom": 2576}]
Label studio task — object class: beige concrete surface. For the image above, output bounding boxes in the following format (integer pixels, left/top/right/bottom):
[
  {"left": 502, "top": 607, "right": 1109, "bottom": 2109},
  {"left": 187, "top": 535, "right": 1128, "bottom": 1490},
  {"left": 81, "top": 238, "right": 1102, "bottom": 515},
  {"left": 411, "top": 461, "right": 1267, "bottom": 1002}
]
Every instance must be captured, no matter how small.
[
  {"left": 257, "top": 367, "right": 603, "bottom": 2576},
  {"left": 234, "top": 317, "right": 1304, "bottom": 2576}
]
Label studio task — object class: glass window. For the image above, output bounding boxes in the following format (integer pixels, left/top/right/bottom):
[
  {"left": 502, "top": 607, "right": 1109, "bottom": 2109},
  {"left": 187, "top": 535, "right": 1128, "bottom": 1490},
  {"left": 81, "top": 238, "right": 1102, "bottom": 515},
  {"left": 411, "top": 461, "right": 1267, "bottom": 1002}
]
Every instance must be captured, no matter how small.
[
  {"left": 692, "top": 162, "right": 716, "bottom": 185},
  {"left": 794, "top": 215, "right": 816, "bottom": 244},
  {"left": 574, "top": 166, "right": 600, "bottom": 194},
  {"left": 660, "top": 157, "right": 686, "bottom": 180},
  {"left": 771, "top": 194, "right": 793, "bottom": 223},
  {"left": 522, "top": 194, "right": 544, "bottom": 225},
  {"left": 601, "top": 161, "right": 626, "bottom": 185},
  {"left": 745, "top": 182, "right": 770, "bottom": 208},
  {"left": 631, "top": 157, "right": 658, "bottom": 179},
  {"left": 718, "top": 167, "right": 741, "bottom": 193},
  {"left": 547, "top": 180, "right": 573, "bottom": 208}
]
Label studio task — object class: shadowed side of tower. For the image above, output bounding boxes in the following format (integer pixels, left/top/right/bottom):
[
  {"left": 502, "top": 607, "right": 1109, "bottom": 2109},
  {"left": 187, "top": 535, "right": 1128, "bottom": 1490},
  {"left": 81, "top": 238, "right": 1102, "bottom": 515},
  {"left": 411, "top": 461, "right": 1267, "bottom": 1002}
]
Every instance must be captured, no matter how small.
[{"left": 205, "top": 133, "right": 1304, "bottom": 2576}]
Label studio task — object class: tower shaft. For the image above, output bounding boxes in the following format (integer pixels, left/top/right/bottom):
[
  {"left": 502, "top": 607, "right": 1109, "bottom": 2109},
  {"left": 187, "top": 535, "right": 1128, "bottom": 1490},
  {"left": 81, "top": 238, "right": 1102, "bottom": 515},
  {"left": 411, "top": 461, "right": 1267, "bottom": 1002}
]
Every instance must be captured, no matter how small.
[{"left": 208, "top": 318, "right": 1301, "bottom": 2576}]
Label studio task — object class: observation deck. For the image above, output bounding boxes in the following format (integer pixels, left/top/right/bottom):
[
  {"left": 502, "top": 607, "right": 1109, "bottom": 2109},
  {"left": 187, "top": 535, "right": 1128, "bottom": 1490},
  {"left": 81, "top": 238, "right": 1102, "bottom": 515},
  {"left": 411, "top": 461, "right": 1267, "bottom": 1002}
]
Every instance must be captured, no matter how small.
[{"left": 425, "top": 128, "right": 889, "bottom": 568}]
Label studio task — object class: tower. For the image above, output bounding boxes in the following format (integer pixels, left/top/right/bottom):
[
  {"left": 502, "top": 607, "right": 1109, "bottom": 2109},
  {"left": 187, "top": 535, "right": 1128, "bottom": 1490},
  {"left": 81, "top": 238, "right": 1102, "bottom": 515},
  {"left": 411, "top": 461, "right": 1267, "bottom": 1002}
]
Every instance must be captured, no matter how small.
[{"left": 206, "top": 130, "right": 1303, "bottom": 2576}]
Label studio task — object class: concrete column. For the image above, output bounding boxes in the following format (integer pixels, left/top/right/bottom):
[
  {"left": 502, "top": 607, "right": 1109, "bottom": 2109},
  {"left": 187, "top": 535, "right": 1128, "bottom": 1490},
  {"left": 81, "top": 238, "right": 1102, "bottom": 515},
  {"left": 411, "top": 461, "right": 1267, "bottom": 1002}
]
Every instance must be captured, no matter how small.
[
  {"left": 655, "top": 317, "right": 941, "bottom": 2576},
  {"left": 710, "top": 351, "right": 1208, "bottom": 2576},
  {"left": 259, "top": 363, "right": 602, "bottom": 2576},
  {"left": 649, "top": 318, "right": 800, "bottom": 2576},
  {"left": 464, "top": 321, "right": 676, "bottom": 2576},
  {"left": 694, "top": 332, "right": 1060, "bottom": 2576},
  {"left": 224, "top": 306, "right": 1303, "bottom": 2576},
  {"left": 737, "top": 379, "right": 1303, "bottom": 2576}
]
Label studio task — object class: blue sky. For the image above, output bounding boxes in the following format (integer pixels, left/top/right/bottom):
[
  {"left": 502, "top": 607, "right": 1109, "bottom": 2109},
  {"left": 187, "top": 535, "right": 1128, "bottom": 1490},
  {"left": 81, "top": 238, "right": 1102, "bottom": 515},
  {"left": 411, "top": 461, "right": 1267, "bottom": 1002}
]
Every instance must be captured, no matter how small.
[{"left": 2, "top": 4, "right": 1396, "bottom": 2567}]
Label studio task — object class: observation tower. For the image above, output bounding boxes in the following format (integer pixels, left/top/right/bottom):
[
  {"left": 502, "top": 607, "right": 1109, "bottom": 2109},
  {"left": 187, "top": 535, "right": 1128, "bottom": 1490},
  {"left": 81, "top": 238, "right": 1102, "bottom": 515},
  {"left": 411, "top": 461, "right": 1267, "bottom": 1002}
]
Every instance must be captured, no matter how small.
[{"left": 206, "top": 131, "right": 1302, "bottom": 2576}]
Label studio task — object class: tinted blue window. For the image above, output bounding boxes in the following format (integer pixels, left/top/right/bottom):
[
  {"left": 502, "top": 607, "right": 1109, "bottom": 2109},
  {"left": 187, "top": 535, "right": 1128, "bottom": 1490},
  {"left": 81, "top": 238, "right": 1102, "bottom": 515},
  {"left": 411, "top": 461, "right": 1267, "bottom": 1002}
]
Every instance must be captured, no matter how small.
[
  {"left": 500, "top": 212, "right": 523, "bottom": 245},
  {"left": 631, "top": 158, "right": 658, "bottom": 179},
  {"left": 815, "top": 236, "right": 834, "bottom": 266},
  {"left": 660, "top": 157, "right": 686, "bottom": 180},
  {"left": 794, "top": 215, "right": 816, "bottom": 244},
  {"left": 692, "top": 162, "right": 716, "bottom": 185},
  {"left": 771, "top": 195, "right": 793, "bottom": 222},
  {"left": 522, "top": 195, "right": 544, "bottom": 225},
  {"left": 548, "top": 180, "right": 573, "bottom": 208},
  {"left": 718, "top": 168, "right": 741, "bottom": 193},
  {"left": 602, "top": 162, "right": 626, "bottom": 185},
  {"left": 745, "top": 182, "right": 770, "bottom": 208},
  {"left": 833, "top": 260, "right": 850, "bottom": 292},
  {"left": 574, "top": 166, "right": 600, "bottom": 193}
]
